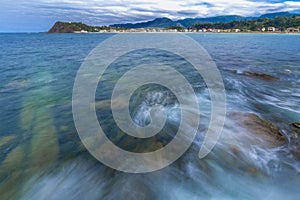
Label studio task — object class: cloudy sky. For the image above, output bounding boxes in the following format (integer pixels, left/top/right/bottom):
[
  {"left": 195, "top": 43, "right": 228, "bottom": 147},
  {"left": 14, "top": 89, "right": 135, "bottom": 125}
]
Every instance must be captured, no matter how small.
[{"left": 1, "top": 0, "right": 300, "bottom": 32}]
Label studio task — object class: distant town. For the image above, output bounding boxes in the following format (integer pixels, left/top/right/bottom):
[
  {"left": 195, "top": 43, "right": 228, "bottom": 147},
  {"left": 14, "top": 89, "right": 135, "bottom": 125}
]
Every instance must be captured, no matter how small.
[{"left": 91, "top": 26, "right": 299, "bottom": 33}]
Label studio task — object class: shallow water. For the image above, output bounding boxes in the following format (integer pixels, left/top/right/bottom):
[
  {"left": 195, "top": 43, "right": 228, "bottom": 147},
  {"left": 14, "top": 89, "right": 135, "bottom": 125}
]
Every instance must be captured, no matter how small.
[{"left": 0, "top": 33, "right": 300, "bottom": 199}]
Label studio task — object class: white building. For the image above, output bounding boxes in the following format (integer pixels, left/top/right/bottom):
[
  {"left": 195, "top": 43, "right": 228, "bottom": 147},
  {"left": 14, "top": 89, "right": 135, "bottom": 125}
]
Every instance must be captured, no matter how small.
[
  {"left": 286, "top": 28, "right": 299, "bottom": 33},
  {"left": 268, "top": 27, "right": 276, "bottom": 32}
]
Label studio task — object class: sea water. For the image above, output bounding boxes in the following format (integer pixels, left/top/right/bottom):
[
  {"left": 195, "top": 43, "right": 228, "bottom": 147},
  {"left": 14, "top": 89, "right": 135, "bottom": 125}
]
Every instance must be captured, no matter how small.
[{"left": 0, "top": 33, "right": 300, "bottom": 199}]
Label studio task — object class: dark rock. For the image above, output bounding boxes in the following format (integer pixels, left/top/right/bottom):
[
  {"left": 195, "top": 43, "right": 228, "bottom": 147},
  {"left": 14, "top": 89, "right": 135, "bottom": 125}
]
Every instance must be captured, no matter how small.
[
  {"left": 290, "top": 122, "right": 300, "bottom": 137},
  {"left": 224, "top": 69, "right": 279, "bottom": 81},
  {"left": 292, "top": 122, "right": 300, "bottom": 129},
  {"left": 242, "top": 71, "right": 279, "bottom": 81}
]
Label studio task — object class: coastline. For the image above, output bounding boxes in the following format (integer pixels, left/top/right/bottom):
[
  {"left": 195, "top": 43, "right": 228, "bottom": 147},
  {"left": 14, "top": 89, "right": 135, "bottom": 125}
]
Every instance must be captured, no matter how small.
[
  {"left": 2, "top": 30, "right": 300, "bottom": 35},
  {"left": 44, "top": 31, "right": 300, "bottom": 35}
]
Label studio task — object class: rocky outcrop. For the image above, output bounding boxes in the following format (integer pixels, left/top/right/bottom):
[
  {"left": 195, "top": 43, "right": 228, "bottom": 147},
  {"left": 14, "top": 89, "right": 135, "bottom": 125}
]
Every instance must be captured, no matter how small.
[
  {"left": 48, "top": 22, "right": 92, "bottom": 33},
  {"left": 48, "top": 22, "right": 76, "bottom": 33}
]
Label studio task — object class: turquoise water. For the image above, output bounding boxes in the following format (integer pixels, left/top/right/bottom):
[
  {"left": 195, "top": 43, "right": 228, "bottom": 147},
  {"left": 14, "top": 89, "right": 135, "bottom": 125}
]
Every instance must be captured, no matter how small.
[{"left": 0, "top": 33, "right": 300, "bottom": 199}]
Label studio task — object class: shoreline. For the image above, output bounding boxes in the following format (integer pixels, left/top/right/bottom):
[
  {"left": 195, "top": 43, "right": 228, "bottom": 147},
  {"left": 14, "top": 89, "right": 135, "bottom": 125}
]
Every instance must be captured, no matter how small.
[
  {"left": 1, "top": 31, "right": 300, "bottom": 35},
  {"left": 45, "top": 31, "right": 300, "bottom": 35}
]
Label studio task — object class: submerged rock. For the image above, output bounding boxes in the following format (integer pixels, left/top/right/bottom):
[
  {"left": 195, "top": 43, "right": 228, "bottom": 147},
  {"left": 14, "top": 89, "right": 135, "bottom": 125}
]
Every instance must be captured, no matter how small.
[
  {"left": 0, "top": 146, "right": 24, "bottom": 200},
  {"left": 206, "top": 112, "right": 288, "bottom": 177},
  {"left": 1, "top": 80, "right": 28, "bottom": 93},
  {"left": 226, "top": 112, "right": 286, "bottom": 148},
  {"left": 95, "top": 99, "right": 127, "bottom": 110},
  {"left": 0, "top": 136, "right": 16, "bottom": 147}
]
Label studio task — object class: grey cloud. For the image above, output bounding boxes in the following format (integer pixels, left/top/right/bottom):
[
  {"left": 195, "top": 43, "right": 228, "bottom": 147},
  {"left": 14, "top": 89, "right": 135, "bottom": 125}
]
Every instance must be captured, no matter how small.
[
  {"left": 177, "top": 10, "right": 201, "bottom": 16},
  {"left": 129, "top": 7, "right": 171, "bottom": 14},
  {"left": 180, "top": 2, "right": 214, "bottom": 7}
]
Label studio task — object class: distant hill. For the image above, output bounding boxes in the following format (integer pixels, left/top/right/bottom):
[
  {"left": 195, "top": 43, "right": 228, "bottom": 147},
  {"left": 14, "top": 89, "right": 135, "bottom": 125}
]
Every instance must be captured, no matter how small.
[
  {"left": 177, "top": 15, "right": 253, "bottom": 28},
  {"left": 191, "top": 15, "right": 300, "bottom": 31},
  {"left": 112, "top": 17, "right": 178, "bottom": 28},
  {"left": 111, "top": 12, "right": 299, "bottom": 28},
  {"left": 259, "top": 12, "right": 298, "bottom": 19},
  {"left": 112, "top": 15, "right": 250, "bottom": 29}
]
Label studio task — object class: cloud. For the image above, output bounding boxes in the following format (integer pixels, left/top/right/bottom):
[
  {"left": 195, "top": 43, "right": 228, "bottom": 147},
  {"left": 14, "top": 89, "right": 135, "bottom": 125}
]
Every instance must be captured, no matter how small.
[
  {"left": 1, "top": 0, "right": 300, "bottom": 31},
  {"left": 37, "top": 0, "right": 300, "bottom": 22}
]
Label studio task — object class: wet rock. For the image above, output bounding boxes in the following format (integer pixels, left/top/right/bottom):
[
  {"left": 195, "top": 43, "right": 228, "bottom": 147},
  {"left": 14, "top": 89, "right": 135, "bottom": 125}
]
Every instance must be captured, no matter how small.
[
  {"left": 292, "top": 122, "right": 300, "bottom": 129},
  {"left": 281, "top": 123, "right": 300, "bottom": 160},
  {"left": 227, "top": 112, "right": 286, "bottom": 148},
  {"left": 204, "top": 112, "right": 287, "bottom": 178},
  {"left": 224, "top": 69, "right": 279, "bottom": 81},
  {"left": 242, "top": 71, "right": 279, "bottom": 81},
  {"left": 290, "top": 122, "right": 300, "bottom": 136}
]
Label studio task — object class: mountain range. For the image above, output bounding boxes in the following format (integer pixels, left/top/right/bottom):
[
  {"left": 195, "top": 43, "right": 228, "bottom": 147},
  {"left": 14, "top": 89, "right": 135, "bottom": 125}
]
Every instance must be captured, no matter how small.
[{"left": 112, "top": 12, "right": 299, "bottom": 28}]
